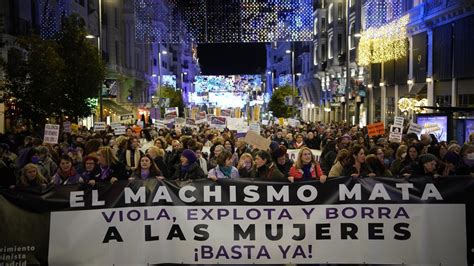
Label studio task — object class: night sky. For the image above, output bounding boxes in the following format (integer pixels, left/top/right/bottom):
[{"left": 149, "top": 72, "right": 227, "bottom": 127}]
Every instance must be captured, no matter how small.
[{"left": 197, "top": 43, "right": 267, "bottom": 75}]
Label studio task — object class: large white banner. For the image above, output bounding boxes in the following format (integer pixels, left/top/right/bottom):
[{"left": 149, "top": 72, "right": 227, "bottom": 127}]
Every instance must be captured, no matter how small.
[{"left": 49, "top": 204, "right": 466, "bottom": 265}]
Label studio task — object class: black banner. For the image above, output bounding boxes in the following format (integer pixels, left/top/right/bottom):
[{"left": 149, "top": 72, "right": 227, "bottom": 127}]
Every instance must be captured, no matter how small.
[{"left": 1, "top": 177, "right": 473, "bottom": 265}]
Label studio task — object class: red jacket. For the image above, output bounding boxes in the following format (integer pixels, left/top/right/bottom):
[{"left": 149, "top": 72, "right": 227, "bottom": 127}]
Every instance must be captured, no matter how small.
[{"left": 289, "top": 163, "right": 324, "bottom": 181}]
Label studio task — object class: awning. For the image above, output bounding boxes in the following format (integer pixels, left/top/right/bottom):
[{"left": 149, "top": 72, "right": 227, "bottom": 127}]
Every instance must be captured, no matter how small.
[{"left": 102, "top": 99, "right": 131, "bottom": 115}]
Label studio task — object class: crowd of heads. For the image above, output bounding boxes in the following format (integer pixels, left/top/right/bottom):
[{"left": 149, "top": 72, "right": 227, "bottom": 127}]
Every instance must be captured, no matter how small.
[{"left": 1, "top": 120, "right": 474, "bottom": 190}]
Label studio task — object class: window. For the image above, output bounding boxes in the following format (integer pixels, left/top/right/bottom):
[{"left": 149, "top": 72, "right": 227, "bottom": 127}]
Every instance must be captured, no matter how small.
[
  {"left": 321, "top": 44, "right": 327, "bottom": 60},
  {"left": 115, "top": 41, "right": 119, "bottom": 65},
  {"left": 338, "top": 3, "right": 343, "bottom": 20},
  {"left": 314, "top": 44, "right": 318, "bottom": 65},
  {"left": 328, "top": 4, "right": 333, "bottom": 24},
  {"left": 328, "top": 36, "right": 333, "bottom": 59},
  {"left": 314, "top": 18, "right": 318, "bottom": 35},
  {"left": 337, "top": 34, "right": 342, "bottom": 55},
  {"left": 349, "top": 22, "right": 356, "bottom": 49},
  {"left": 114, "top": 8, "right": 118, "bottom": 28}
]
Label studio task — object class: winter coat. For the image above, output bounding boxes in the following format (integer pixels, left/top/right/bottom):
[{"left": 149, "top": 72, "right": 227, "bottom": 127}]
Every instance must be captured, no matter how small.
[{"left": 208, "top": 165, "right": 239, "bottom": 179}]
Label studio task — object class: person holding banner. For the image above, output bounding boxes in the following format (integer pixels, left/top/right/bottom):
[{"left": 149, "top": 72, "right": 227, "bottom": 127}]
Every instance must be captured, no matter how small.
[
  {"left": 208, "top": 150, "right": 239, "bottom": 181},
  {"left": 120, "top": 137, "right": 144, "bottom": 175},
  {"left": 288, "top": 147, "right": 327, "bottom": 183},
  {"left": 171, "top": 149, "right": 206, "bottom": 180},
  {"left": 52, "top": 155, "right": 82, "bottom": 185},
  {"left": 237, "top": 153, "right": 254, "bottom": 178},
  {"left": 272, "top": 147, "right": 293, "bottom": 178},
  {"left": 16, "top": 163, "right": 48, "bottom": 188},
  {"left": 251, "top": 150, "right": 286, "bottom": 181},
  {"left": 89, "top": 147, "right": 128, "bottom": 185},
  {"left": 80, "top": 156, "right": 99, "bottom": 183},
  {"left": 341, "top": 144, "right": 375, "bottom": 178},
  {"left": 146, "top": 146, "right": 170, "bottom": 179},
  {"left": 129, "top": 154, "right": 164, "bottom": 180},
  {"left": 328, "top": 149, "right": 350, "bottom": 177}
]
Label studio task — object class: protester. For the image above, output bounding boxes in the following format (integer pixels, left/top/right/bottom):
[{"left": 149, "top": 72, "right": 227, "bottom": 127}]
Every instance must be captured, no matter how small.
[
  {"left": 288, "top": 147, "right": 327, "bottom": 183},
  {"left": 146, "top": 146, "right": 169, "bottom": 179},
  {"left": 80, "top": 156, "right": 99, "bottom": 183},
  {"left": 171, "top": 149, "right": 206, "bottom": 180},
  {"left": 17, "top": 163, "right": 49, "bottom": 188},
  {"left": 272, "top": 147, "right": 293, "bottom": 178},
  {"left": 341, "top": 144, "right": 375, "bottom": 178},
  {"left": 251, "top": 150, "right": 286, "bottom": 181},
  {"left": 52, "top": 155, "right": 82, "bottom": 185},
  {"left": 237, "top": 153, "right": 254, "bottom": 178},
  {"left": 328, "top": 149, "right": 350, "bottom": 177},
  {"left": 90, "top": 146, "right": 128, "bottom": 185},
  {"left": 208, "top": 149, "right": 239, "bottom": 180},
  {"left": 130, "top": 154, "right": 163, "bottom": 180}
]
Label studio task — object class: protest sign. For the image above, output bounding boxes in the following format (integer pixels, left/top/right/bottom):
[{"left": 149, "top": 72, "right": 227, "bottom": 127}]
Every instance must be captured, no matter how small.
[
  {"left": 226, "top": 118, "right": 245, "bottom": 131},
  {"left": 389, "top": 125, "right": 403, "bottom": 143},
  {"left": 110, "top": 122, "right": 122, "bottom": 130},
  {"left": 221, "top": 109, "right": 232, "bottom": 117},
  {"left": 63, "top": 121, "right": 71, "bottom": 133},
  {"left": 94, "top": 122, "right": 106, "bottom": 132},
  {"left": 394, "top": 116, "right": 404, "bottom": 127},
  {"left": 71, "top": 123, "right": 79, "bottom": 134},
  {"left": 114, "top": 126, "right": 126, "bottom": 135},
  {"left": 185, "top": 118, "right": 198, "bottom": 128},
  {"left": 407, "top": 122, "right": 423, "bottom": 136},
  {"left": 367, "top": 122, "right": 385, "bottom": 137},
  {"left": 244, "top": 130, "right": 271, "bottom": 150},
  {"left": 288, "top": 118, "right": 300, "bottom": 128},
  {"left": 210, "top": 116, "right": 227, "bottom": 129},
  {"left": 43, "top": 124, "right": 60, "bottom": 144},
  {"left": 1, "top": 178, "right": 472, "bottom": 265},
  {"left": 249, "top": 123, "right": 261, "bottom": 134}
]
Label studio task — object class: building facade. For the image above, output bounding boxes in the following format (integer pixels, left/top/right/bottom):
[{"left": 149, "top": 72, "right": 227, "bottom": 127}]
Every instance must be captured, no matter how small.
[{"left": 0, "top": 0, "right": 200, "bottom": 132}]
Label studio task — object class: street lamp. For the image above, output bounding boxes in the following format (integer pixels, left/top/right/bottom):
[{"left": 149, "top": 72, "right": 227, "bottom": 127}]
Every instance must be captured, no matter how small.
[
  {"left": 158, "top": 47, "right": 168, "bottom": 108},
  {"left": 285, "top": 48, "right": 296, "bottom": 97}
]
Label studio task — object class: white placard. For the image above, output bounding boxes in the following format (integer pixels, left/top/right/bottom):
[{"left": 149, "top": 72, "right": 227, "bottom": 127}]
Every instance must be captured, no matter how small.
[
  {"left": 43, "top": 124, "right": 60, "bottom": 144},
  {"left": 389, "top": 125, "right": 403, "bottom": 143},
  {"left": 288, "top": 118, "right": 300, "bottom": 127},
  {"left": 110, "top": 122, "right": 122, "bottom": 131},
  {"left": 114, "top": 126, "right": 126, "bottom": 136},
  {"left": 227, "top": 118, "right": 246, "bottom": 131},
  {"left": 49, "top": 204, "right": 467, "bottom": 265},
  {"left": 63, "top": 121, "right": 71, "bottom": 133},
  {"left": 407, "top": 122, "right": 423, "bottom": 136},
  {"left": 94, "top": 122, "right": 106, "bottom": 132},
  {"left": 394, "top": 116, "right": 404, "bottom": 127},
  {"left": 249, "top": 123, "right": 261, "bottom": 134}
]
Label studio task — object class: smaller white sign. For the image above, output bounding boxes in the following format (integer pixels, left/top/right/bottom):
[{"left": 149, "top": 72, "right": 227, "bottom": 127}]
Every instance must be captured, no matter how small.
[
  {"left": 389, "top": 125, "right": 403, "bottom": 143},
  {"left": 288, "top": 118, "right": 300, "bottom": 127},
  {"left": 114, "top": 126, "right": 126, "bottom": 135},
  {"left": 63, "top": 121, "right": 71, "bottom": 133},
  {"left": 407, "top": 122, "right": 423, "bottom": 136},
  {"left": 94, "top": 122, "right": 106, "bottom": 132},
  {"left": 110, "top": 122, "right": 122, "bottom": 130},
  {"left": 226, "top": 118, "right": 246, "bottom": 131},
  {"left": 249, "top": 123, "right": 260, "bottom": 134},
  {"left": 394, "top": 116, "right": 404, "bottom": 127},
  {"left": 44, "top": 124, "right": 60, "bottom": 144}
]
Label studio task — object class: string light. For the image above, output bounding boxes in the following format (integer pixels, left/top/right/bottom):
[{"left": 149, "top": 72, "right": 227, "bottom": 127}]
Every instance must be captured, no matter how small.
[
  {"left": 357, "top": 15, "right": 409, "bottom": 65},
  {"left": 136, "top": 0, "right": 313, "bottom": 43}
]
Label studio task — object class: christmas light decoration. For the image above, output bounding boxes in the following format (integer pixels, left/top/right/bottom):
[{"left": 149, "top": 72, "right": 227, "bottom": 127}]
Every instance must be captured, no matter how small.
[
  {"left": 40, "top": 0, "right": 71, "bottom": 39},
  {"left": 135, "top": 0, "right": 313, "bottom": 43},
  {"left": 357, "top": 15, "right": 409, "bottom": 66}
]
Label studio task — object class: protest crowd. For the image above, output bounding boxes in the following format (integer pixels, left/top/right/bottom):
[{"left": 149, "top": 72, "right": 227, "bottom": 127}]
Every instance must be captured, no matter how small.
[{"left": 1, "top": 120, "right": 474, "bottom": 190}]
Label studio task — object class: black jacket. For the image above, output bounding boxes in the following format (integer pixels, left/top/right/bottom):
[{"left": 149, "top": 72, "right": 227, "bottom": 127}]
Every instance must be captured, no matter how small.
[
  {"left": 341, "top": 163, "right": 373, "bottom": 177},
  {"left": 171, "top": 162, "right": 206, "bottom": 180},
  {"left": 93, "top": 162, "right": 128, "bottom": 182},
  {"left": 251, "top": 163, "right": 287, "bottom": 181}
]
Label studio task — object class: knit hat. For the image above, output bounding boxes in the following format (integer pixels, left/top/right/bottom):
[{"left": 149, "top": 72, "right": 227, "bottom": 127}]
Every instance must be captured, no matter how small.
[
  {"left": 272, "top": 147, "right": 286, "bottom": 161},
  {"left": 181, "top": 149, "right": 197, "bottom": 164},
  {"left": 443, "top": 151, "right": 460, "bottom": 165},
  {"left": 269, "top": 141, "right": 280, "bottom": 152},
  {"left": 420, "top": 153, "right": 438, "bottom": 164}
]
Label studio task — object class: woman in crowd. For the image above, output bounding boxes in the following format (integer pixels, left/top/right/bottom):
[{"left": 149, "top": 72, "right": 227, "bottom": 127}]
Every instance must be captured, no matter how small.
[
  {"left": 440, "top": 151, "right": 462, "bottom": 176},
  {"left": 291, "top": 133, "right": 305, "bottom": 149},
  {"left": 52, "top": 155, "right": 82, "bottom": 185},
  {"left": 146, "top": 146, "right": 169, "bottom": 178},
  {"left": 289, "top": 147, "right": 327, "bottom": 183},
  {"left": 366, "top": 154, "right": 392, "bottom": 177},
  {"left": 251, "top": 150, "right": 286, "bottom": 181},
  {"left": 193, "top": 144, "right": 208, "bottom": 176},
  {"left": 404, "top": 154, "right": 438, "bottom": 178},
  {"left": 130, "top": 154, "right": 163, "bottom": 180},
  {"left": 37, "top": 146, "right": 58, "bottom": 178},
  {"left": 208, "top": 144, "right": 224, "bottom": 170},
  {"left": 223, "top": 139, "right": 238, "bottom": 166},
  {"left": 237, "top": 153, "right": 254, "bottom": 178},
  {"left": 400, "top": 144, "right": 420, "bottom": 172},
  {"left": 208, "top": 149, "right": 239, "bottom": 180},
  {"left": 120, "top": 137, "right": 143, "bottom": 174},
  {"left": 328, "top": 149, "right": 350, "bottom": 177},
  {"left": 272, "top": 147, "right": 293, "bottom": 178},
  {"left": 341, "top": 144, "right": 374, "bottom": 178},
  {"left": 89, "top": 146, "right": 128, "bottom": 185},
  {"left": 390, "top": 145, "right": 407, "bottom": 176},
  {"left": 320, "top": 140, "right": 337, "bottom": 175},
  {"left": 17, "top": 163, "right": 49, "bottom": 188},
  {"left": 458, "top": 144, "right": 474, "bottom": 175},
  {"left": 171, "top": 149, "right": 206, "bottom": 180},
  {"left": 80, "top": 156, "right": 100, "bottom": 183}
]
